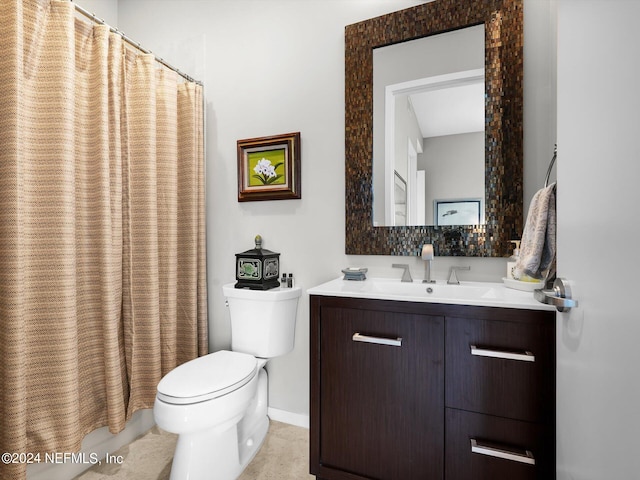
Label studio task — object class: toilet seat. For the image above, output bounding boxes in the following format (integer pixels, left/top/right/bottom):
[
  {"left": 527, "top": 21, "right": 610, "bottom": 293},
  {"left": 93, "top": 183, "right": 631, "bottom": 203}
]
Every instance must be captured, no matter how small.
[{"left": 156, "top": 350, "right": 257, "bottom": 405}]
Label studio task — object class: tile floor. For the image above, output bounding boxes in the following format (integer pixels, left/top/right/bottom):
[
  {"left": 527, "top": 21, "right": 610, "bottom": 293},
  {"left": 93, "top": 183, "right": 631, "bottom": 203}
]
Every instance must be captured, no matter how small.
[{"left": 74, "top": 420, "right": 314, "bottom": 480}]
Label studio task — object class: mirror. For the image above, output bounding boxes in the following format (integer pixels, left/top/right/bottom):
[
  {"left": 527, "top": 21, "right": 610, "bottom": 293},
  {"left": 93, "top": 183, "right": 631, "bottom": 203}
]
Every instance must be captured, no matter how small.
[
  {"left": 373, "top": 26, "right": 485, "bottom": 227},
  {"left": 345, "top": 0, "right": 523, "bottom": 256}
]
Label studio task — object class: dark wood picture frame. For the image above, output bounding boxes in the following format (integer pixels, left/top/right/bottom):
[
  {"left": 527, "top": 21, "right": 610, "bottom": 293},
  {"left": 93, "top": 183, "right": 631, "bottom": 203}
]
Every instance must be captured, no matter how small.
[{"left": 237, "top": 132, "right": 301, "bottom": 202}]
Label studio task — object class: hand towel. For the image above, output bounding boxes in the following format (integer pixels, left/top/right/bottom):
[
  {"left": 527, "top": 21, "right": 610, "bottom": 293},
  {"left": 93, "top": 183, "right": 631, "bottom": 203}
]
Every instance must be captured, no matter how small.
[{"left": 514, "top": 182, "right": 556, "bottom": 280}]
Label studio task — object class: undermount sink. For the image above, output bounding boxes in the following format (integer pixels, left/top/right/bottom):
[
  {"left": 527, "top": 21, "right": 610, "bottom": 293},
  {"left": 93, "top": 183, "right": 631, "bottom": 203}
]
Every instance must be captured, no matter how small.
[
  {"left": 368, "top": 279, "right": 498, "bottom": 300},
  {"left": 307, "top": 277, "right": 555, "bottom": 310}
]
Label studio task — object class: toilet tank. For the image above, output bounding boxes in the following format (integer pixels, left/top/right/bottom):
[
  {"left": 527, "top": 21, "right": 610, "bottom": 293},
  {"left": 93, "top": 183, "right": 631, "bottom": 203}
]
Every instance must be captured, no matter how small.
[{"left": 222, "top": 283, "right": 302, "bottom": 358}]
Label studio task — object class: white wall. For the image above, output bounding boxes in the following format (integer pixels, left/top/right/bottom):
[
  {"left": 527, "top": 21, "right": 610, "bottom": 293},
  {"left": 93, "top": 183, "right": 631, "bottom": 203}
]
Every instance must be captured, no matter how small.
[
  {"left": 77, "top": 0, "right": 118, "bottom": 25},
  {"left": 422, "top": 132, "right": 485, "bottom": 225},
  {"left": 115, "top": 0, "right": 556, "bottom": 419}
]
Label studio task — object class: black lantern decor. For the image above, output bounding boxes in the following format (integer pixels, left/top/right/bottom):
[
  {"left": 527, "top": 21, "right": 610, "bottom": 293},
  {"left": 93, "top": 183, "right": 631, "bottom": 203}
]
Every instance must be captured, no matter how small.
[{"left": 235, "top": 235, "right": 280, "bottom": 290}]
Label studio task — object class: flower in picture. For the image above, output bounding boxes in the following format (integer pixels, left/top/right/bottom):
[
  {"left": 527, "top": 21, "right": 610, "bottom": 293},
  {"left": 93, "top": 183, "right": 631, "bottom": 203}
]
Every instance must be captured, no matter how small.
[{"left": 252, "top": 158, "right": 284, "bottom": 185}]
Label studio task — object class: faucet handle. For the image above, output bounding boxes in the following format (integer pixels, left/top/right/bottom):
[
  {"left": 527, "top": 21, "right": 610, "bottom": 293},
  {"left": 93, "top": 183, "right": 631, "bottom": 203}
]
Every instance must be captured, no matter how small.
[
  {"left": 392, "top": 263, "right": 413, "bottom": 283},
  {"left": 447, "top": 266, "right": 470, "bottom": 285}
]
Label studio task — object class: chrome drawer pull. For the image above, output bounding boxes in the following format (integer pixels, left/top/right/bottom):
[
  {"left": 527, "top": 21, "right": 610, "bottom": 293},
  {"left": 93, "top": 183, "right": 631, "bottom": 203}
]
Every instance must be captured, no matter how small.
[
  {"left": 470, "top": 345, "right": 535, "bottom": 362},
  {"left": 471, "top": 439, "right": 535, "bottom": 465},
  {"left": 352, "top": 333, "right": 402, "bottom": 347}
]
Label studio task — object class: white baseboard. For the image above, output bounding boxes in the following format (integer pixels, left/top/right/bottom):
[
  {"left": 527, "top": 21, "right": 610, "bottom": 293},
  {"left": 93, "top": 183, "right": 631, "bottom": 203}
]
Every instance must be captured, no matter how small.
[{"left": 267, "top": 407, "right": 309, "bottom": 429}]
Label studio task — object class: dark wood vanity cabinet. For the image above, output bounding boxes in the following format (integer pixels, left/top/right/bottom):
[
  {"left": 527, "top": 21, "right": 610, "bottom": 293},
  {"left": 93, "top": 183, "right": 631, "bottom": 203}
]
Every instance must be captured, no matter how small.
[
  {"left": 311, "top": 297, "right": 445, "bottom": 479},
  {"left": 310, "top": 295, "right": 556, "bottom": 480}
]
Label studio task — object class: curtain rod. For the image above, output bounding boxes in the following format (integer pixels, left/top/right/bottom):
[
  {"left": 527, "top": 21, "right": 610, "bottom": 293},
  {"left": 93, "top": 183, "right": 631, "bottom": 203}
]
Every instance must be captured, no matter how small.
[{"left": 71, "top": 1, "right": 203, "bottom": 86}]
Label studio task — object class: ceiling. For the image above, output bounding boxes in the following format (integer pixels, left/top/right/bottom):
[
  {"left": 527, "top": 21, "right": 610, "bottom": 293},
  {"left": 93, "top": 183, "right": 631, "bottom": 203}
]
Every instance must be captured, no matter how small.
[{"left": 409, "top": 81, "right": 485, "bottom": 139}]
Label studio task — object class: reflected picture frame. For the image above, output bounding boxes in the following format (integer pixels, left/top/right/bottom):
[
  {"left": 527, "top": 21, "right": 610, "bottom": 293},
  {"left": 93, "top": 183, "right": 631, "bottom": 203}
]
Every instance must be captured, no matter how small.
[
  {"left": 435, "top": 199, "right": 482, "bottom": 226},
  {"left": 237, "top": 132, "right": 301, "bottom": 201}
]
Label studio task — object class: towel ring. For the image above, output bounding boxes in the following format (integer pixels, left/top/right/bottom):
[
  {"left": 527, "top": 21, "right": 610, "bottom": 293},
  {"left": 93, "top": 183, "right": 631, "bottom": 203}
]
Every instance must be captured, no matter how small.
[{"left": 544, "top": 144, "right": 557, "bottom": 188}]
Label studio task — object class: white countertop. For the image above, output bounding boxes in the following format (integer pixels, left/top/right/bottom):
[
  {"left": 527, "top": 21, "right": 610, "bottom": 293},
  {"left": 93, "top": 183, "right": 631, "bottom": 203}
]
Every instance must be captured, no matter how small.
[{"left": 307, "top": 277, "right": 555, "bottom": 311}]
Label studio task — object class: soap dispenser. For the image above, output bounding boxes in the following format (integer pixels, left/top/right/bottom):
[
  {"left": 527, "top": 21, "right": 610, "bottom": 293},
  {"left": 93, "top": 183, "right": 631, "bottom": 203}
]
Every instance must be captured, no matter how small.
[{"left": 507, "top": 240, "right": 520, "bottom": 280}]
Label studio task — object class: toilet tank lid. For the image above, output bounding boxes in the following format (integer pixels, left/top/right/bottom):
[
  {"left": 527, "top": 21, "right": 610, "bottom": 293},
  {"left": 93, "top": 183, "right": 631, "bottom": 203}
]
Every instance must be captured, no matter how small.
[{"left": 157, "top": 350, "right": 257, "bottom": 402}]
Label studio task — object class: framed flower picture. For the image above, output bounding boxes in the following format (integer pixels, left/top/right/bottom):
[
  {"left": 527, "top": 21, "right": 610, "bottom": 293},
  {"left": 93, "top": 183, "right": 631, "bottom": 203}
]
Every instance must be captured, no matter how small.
[{"left": 237, "top": 132, "right": 301, "bottom": 201}]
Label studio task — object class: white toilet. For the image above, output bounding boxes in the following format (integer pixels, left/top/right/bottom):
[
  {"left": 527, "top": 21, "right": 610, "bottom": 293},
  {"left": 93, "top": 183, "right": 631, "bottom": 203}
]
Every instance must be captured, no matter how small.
[{"left": 154, "top": 283, "right": 301, "bottom": 480}]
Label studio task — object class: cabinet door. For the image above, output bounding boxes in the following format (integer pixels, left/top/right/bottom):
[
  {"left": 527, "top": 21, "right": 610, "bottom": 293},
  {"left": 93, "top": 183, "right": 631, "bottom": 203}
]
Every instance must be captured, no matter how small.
[{"left": 318, "top": 305, "right": 444, "bottom": 480}]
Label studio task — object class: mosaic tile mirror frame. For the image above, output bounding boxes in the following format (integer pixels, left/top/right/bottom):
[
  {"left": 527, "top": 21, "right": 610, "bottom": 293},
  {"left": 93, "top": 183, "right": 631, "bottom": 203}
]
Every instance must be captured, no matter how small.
[{"left": 345, "top": 0, "right": 523, "bottom": 256}]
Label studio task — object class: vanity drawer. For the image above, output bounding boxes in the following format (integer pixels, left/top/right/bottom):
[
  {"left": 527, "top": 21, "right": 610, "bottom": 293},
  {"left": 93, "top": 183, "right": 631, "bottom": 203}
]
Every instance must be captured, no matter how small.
[
  {"left": 445, "top": 408, "right": 555, "bottom": 480},
  {"left": 445, "top": 315, "right": 555, "bottom": 422}
]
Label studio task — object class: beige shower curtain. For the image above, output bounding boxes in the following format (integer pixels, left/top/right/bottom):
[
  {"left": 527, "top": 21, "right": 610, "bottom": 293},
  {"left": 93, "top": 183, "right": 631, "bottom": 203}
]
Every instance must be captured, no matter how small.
[{"left": 0, "top": 1, "right": 207, "bottom": 478}]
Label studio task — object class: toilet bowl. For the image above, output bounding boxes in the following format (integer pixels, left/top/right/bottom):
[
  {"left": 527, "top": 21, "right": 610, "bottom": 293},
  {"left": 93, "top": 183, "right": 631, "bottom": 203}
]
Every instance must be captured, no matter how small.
[
  {"left": 154, "top": 350, "right": 268, "bottom": 480},
  {"left": 154, "top": 283, "right": 301, "bottom": 480}
]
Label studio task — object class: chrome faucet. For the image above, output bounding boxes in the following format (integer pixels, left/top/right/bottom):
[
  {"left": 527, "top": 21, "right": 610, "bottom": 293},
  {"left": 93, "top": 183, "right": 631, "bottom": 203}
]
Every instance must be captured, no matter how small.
[
  {"left": 447, "top": 266, "right": 470, "bottom": 285},
  {"left": 421, "top": 244, "right": 435, "bottom": 284},
  {"left": 392, "top": 263, "right": 413, "bottom": 283}
]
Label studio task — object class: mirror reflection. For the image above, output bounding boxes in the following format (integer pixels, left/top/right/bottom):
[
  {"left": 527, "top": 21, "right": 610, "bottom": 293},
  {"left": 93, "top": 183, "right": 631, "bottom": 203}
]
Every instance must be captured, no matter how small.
[{"left": 372, "top": 25, "right": 485, "bottom": 227}]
